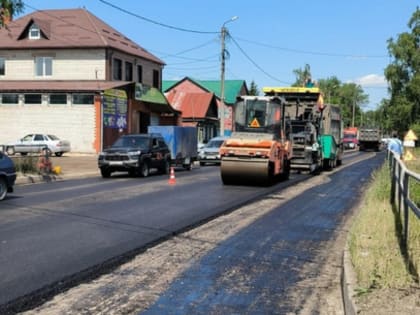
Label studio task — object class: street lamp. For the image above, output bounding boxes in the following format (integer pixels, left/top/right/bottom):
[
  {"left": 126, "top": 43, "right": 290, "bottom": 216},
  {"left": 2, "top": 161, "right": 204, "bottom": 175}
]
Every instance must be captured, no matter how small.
[{"left": 220, "top": 16, "right": 238, "bottom": 136}]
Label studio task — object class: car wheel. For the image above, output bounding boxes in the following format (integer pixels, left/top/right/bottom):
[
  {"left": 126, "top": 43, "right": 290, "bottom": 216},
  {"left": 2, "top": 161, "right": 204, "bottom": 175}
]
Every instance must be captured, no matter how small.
[
  {"left": 20, "top": 152, "right": 28, "bottom": 156},
  {"left": 0, "top": 178, "right": 7, "bottom": 201},
  {"left": 159, "top": 159, "right": 170, "bottom": 175},
  {"left": 100, "top": 168, "right": 111, "bottom": 178},
  {"left": 6, "top": 146, "right": 15, "bottom": 156},
  {"left": 55, "top": 152, "right": 63, "bottom": 157},
  {"left": 139, "top": 161, "right": 150, "bottom": 177}
]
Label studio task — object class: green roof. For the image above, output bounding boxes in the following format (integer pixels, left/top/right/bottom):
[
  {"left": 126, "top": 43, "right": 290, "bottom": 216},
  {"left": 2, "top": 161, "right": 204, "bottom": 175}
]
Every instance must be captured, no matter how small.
[{"left": 162, "top": 77, "right": 248, "bottom": 104}]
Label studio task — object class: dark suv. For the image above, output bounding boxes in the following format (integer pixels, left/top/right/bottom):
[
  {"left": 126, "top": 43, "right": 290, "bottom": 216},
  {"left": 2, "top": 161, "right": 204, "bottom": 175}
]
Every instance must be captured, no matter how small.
[
  {"left": 0, "top": 151, "right": 16, "bottom": 201},
  {"left": 98, "top": 134, "right": 171, "bottom": 178}
]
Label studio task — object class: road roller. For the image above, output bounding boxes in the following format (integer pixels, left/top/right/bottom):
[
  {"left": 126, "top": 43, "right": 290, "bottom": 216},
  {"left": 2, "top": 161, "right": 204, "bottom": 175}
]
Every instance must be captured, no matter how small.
[{"left": 220, "top": 95, "right": 292, "bottom": 186}]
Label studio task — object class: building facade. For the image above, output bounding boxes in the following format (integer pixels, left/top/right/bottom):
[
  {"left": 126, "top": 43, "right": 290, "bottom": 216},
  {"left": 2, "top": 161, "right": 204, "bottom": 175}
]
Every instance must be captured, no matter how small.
[{"left": 0, "top": 8, "right": 177, "bottom": 153}]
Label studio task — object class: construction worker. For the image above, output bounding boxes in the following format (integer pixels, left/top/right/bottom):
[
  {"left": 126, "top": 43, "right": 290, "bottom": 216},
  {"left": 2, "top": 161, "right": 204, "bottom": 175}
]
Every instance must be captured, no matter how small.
[
  {"left": 38, "top": 147, "right": 52, "bottom": 174},
  {"left": 387, "top": 133, "right": 403, "bottom": 159}
]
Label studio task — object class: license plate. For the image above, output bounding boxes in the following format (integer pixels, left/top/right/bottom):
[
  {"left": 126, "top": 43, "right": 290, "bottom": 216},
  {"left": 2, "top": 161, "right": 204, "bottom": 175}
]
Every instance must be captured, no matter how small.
[{"left": 109, "top": 161, "right": 123, "bottom": 165}]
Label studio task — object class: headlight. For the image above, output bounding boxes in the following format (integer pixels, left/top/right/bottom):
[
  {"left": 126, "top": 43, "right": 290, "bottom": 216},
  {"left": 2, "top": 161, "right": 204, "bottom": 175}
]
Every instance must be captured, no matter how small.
[{"left": 128, "top": 150, "right": 141, "bottom": 155}]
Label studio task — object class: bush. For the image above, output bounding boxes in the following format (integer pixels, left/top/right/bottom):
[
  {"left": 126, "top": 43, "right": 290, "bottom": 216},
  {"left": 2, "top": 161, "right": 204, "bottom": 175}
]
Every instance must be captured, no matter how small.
[{"left": 11, "top": 156, "right": 38, "bottom": 174}]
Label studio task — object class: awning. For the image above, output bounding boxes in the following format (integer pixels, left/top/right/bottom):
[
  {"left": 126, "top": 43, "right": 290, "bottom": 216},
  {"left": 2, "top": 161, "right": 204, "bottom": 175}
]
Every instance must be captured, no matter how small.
[{"left": 134, "top": 83, "right": 177, "bottom": 113}]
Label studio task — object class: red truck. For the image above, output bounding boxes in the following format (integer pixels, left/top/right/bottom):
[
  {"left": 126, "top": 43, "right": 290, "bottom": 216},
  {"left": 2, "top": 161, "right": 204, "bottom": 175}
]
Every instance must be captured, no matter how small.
[{"left": 343, "top": 127, "right": 358, "bottom": 150}]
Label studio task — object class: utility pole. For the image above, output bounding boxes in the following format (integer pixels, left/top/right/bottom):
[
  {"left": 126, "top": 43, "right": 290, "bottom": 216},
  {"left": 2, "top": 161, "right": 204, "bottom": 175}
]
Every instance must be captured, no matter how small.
[
  {"left": 352, "top": 97, "right": 356, "bottom": 127},
  {"left": 220, "top": 16, "right": 238, "bottom": 136}
]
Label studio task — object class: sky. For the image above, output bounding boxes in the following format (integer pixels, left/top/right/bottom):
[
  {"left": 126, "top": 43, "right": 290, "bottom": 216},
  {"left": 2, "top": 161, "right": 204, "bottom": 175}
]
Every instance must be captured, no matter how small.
[{"left": 17, "top": 0, "right": 419, "bottom": 110}]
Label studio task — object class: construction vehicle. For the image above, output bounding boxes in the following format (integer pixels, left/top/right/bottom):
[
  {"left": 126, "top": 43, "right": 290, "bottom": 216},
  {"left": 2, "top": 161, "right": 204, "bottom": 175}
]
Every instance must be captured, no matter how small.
[
  {"left": 358, "top": 127, "right": 381, "bottom": 151},
  {"left": 263, "top": 86, "right": 343, "bottom": 172},
  {"left": 343, "top": 127, "right": 359, "bottom": 150},
  {"left": 219, "top": 95, "right": 291, "bottom": 186}
]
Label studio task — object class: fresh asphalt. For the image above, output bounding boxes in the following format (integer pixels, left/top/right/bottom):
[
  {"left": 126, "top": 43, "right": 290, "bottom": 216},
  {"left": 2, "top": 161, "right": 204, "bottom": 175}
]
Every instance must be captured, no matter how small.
[
  {"left": 2, "top": 151, "right": 380, "bottom": 314},
  {"left": 140, "top": 153, "right": 385, "bottom": 314}
]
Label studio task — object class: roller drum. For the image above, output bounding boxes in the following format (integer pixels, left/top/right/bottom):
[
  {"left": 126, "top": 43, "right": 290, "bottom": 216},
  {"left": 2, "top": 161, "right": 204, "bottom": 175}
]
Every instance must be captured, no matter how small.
[{"left": 220, "top": 157, "right": 272, "bottom": 186}]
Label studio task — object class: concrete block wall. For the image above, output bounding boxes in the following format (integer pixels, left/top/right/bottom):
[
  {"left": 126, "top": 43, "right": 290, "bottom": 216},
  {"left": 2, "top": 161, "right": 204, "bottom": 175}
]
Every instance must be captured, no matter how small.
[{"left": 0, "top": 105, "right": 96, "bottom": 153}]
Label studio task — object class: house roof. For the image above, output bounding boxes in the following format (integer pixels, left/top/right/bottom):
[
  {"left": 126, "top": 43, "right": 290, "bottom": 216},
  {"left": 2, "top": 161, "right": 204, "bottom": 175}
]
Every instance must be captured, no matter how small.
[
  {"left": 0, "top": 8, "right": 164, "bottom": 65},
  {"left": 165, "top": 91, "right": 215, "bottom": 118},
  {"left": 0, "top": 80, "right": 130, "bottom": 92},
  {"left": 162, "top": 77, "right": 248, "bottom": 104}
]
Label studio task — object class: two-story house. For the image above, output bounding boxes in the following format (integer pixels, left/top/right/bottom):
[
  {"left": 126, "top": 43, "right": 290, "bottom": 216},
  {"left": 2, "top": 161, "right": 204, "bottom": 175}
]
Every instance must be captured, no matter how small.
[{"left": 0, "top": 8, "right": 178, "bottom": 153}]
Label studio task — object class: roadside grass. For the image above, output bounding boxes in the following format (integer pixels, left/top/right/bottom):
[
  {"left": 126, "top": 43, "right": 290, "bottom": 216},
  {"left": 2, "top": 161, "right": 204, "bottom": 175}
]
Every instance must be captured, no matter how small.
[
  {"left": 11, "top": 155, "right": 38, "bottom": 174},
  {"left": 348, "top": 147, "right": 420, "bottom": 295}
]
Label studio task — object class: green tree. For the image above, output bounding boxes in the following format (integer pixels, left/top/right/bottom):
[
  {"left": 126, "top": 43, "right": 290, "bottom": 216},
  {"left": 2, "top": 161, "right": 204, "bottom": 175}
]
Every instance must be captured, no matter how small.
[
  {"left": 292, "top": 64, "right": 312, "bottom": 87},
  {"left": 384, "top": 7, "right": 420, "bottom": 134},
  {"left": 248, "top": 80, "right": 259, "bottom": 96},
  {"left": 0, "top": 0, "right": 24, "bottom": 27},
  {"left": 318, "top": 76, "right": 341, "bottom": 104},
  {"left": 336, "top": 83, "right": 369, "bottom": 128}
]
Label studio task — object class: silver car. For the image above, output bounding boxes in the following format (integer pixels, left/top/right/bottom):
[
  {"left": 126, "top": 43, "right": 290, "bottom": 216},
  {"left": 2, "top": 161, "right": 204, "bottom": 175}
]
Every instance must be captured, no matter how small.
[
  {"left": 7, "top": 134, "right": 71, "bottom": 157},
  {"left": 198, "top": 136, "right": 229, "bottom": 166}
]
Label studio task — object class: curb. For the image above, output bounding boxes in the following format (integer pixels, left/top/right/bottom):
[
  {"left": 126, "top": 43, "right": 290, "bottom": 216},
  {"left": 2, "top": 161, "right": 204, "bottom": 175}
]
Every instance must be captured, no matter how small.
[
  {"left": 15, "top": 172, "right": 99, "bottom": 185},
  {"left": 342, "top": 243, "right": 358, "bottom": 315}
]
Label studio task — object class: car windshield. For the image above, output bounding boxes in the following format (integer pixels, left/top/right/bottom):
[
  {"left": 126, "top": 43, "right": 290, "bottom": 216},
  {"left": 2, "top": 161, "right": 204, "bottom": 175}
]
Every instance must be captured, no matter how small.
[
  {"left": 206, "top": 140, "right": 224, "bottom": 148},
  {"left": 344, "top": 134, "right": 356, "bottom": 139},
  {"left": 112, "top": 136, "right": 149, "bottom": 149}
]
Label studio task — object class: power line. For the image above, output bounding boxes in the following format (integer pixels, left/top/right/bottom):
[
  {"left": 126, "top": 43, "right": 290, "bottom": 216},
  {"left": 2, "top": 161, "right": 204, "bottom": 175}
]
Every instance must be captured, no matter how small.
[
  {"left": 229, "top": 33, "right": 292, "bottom": 85},
  {"left": 99, "top": 0, "right": 218, "bottom": 34},
  {"left": 234, "top": 36, "right": 388, "bottom": 59}
]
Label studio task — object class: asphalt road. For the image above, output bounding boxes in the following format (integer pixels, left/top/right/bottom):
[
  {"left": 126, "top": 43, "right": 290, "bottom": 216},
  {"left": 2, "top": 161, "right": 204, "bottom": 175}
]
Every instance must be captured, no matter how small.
[
  {"left": 0, "top": 163, "right": 308, "bottom": 313},
  {"left": 0, "top": 150, "right": 382, "bottom": 314}
]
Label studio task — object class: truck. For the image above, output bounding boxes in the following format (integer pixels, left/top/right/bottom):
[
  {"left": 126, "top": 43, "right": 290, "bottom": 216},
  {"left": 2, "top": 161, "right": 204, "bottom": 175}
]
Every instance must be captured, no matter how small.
[
  {"left": 98, "top": 126, "right": 197, "bottom": 178},
  {"left": 147, "top": 126, "right": 198, "bottom": 170},
  {"left": 358, "top": 127, "right": 381, "bottom": 151},
  {"left": 219, "top": 95, "right": 291, "bottom": 186},
  {"left": 343, "top": 127, "right": 358, "bottom": 150},
  {"left": 262, "top": 86, "right": 342, "bottom": 173}
]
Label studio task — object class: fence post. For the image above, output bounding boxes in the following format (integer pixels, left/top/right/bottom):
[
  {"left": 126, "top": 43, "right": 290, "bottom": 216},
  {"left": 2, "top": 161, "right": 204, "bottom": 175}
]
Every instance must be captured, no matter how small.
[
  {"left": 390, "top": 153, "right": 396, "bottom": 206},
  {"left": 402, "top": 172, "right": 410, "bottom": 248}
]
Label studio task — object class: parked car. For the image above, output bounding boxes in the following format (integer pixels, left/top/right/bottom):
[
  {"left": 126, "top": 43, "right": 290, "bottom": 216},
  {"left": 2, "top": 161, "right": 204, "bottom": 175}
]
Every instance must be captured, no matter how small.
[
  {"left": 0, "top": 151, "right": 16, "bottom": 201},
  {"left": 6, "top": 134, "right": 71, "bottom": 157},
  {"left": 98, "top": 134, "right": 171, "bottom": 178},
  {"left": 198, "top": 136, "right": 229, "bottom": 166}
]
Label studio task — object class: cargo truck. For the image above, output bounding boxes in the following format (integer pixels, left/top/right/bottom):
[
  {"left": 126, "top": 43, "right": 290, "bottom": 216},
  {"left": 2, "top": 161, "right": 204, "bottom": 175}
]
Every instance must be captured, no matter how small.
[{"left": 358, "top": 127, "right": 381, "bottom": 151}]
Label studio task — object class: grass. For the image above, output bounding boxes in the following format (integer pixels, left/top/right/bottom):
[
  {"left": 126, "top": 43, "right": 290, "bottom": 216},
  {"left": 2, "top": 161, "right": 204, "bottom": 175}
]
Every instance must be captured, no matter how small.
[
  {"left": 11, "top": 155, "right": 38, "bottom": 174},
  {"left": 348, "top": 147, "right": 420, "bottom": 293}
]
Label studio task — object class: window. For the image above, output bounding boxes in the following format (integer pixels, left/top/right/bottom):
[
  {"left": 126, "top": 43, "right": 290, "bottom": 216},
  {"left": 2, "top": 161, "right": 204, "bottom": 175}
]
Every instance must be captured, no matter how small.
[
  {"left": 153, "top": 69, "right": 159, "bottom": 88},
  {"left": 35, "top": 57, "right": 52, "bottom": 76},
  {"left": 72, "top": 94, "right": 94, "bottom": 105},
  {"left": 125, "top": 61, "right": 133, "bottom": 81},
  {"left": 137, "top": 65, "right": 143, "bottom": 83},
  {"left": 1, "top": 94, "right": 19, "bottom": 104},
  {"left": 29, "top": 24, "right": 41, "bottom": 39},
  {"left": 49, "top": 94, "right": 67, "bottom": 105},
  {"left": 24, "top": 94, "right": 42, "bottom": 104},
  {"left": 113, "top": 58, "right": 122, "bottom": 80},
  {"left": 0, "top": 58, "right": 5, "bottom": 76}
]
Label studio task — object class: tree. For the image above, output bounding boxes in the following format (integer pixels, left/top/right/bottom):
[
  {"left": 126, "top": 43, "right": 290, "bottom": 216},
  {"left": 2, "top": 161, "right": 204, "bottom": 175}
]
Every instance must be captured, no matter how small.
[
  {"left": 292, "top": 64, "right": 312, "bottom": 87},
  {"left": 384, "top": 7, "right": 420, "bottom": 134},
  {"left": 248, "top": 80, "right": 259, "bottom": 96},
  {"left": 0, "top": 0, "right": 24, "bottom": 27}
]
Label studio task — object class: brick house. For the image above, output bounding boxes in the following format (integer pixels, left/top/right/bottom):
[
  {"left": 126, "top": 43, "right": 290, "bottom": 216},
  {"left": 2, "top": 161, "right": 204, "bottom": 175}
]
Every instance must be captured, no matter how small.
[
  {"left": 0, "top": 8, "right": 178, "bottom": 153},
  {"left": 163, "top": 77, "right": 248, "bottom": 143}
]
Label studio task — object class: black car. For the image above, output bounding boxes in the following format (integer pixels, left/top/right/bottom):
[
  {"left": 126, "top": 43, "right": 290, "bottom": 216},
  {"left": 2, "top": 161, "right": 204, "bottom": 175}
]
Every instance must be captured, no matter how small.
[
  {"left": 0, "top": 151, "right": 16, "bottom": 201},
  {"left": 98, "top": 134, "right": 171, "bottom": 178}
]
